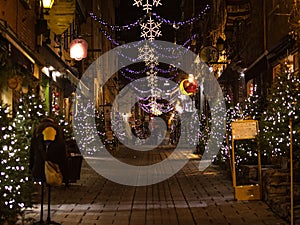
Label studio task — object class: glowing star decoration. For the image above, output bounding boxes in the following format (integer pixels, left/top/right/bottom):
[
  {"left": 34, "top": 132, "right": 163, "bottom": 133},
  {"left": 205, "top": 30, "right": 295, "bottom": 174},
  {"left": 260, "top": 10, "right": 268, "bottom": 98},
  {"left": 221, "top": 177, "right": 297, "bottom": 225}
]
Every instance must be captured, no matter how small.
[
  {"left": 133, "top": 0, "right": 162, "bottom": 13},
  {"left": 140, "top": 16, "right": 162, "bottom": 41}
]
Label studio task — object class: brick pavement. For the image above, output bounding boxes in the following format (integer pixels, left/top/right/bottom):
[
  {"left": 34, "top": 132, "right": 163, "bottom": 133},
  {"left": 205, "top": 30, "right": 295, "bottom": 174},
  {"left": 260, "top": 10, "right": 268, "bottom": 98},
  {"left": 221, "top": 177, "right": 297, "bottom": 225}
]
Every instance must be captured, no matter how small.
[{"left": 19, "top": 147, "right": 289, "bottom": 225}]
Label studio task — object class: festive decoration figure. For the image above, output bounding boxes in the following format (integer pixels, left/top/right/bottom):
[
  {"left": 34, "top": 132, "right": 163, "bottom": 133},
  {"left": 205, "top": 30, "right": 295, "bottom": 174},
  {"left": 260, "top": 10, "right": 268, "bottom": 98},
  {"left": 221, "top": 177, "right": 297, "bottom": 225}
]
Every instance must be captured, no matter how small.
[{"left": 180, "top": 76, "right": 198, "bottom": 95}]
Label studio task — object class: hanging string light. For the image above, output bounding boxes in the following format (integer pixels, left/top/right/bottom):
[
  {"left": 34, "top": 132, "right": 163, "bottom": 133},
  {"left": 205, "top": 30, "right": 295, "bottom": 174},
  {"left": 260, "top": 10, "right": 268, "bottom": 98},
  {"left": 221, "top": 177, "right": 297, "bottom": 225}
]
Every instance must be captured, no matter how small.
[
  {"left": 89, "top": 4, "right": 209, "bottom": 31},
  {"left": 138, "top": 96, "right": 174, "bottom": 115},
  {"left": 99, "top": 26, "right": 198, "bottom": 56},
  {"left": 89, "top": 12, "right": 146, "bottom": 31},
  {"left": 99, "top": 28, "right": 120, "bottom": 46}
]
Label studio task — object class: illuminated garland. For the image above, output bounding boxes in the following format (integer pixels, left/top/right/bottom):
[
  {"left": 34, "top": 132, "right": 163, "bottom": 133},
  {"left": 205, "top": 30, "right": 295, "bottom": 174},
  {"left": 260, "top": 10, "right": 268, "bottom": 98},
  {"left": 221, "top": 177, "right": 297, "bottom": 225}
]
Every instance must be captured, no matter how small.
[
  {"left": 99, "top": 28, "right": 120, "bottom": 46},
  {"left": 128, "top": 82, "right": 178, "bottom": 95},
  {"left": 89, "top": 5, "right": 210, "bottom": 31},
  {"left": 115, "top": 34, "right": 197, "bottom": 83},
  {"left": 138, "top": 96, "right": 174, "bottom": 114},
  {"left": 152, "top": 5, "right": 209, "bottom": 26},
  {"left": 90, "top": 12, "right": 146, "bottom": 31},
  {"left": 101, "top": 29, "right": 197, "bottom": 50},
  {"left": 118, "top": 67, "right": 178, "bottom": 83}
]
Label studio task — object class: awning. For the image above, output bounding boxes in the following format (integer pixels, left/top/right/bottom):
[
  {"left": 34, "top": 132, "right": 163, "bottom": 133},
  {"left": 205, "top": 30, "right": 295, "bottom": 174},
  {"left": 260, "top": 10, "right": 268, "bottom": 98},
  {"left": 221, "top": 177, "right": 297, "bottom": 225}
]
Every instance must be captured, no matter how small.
[
  {"left": 65, "top": 69, "right": 89, "bottom": 97},
  {"left": 244, "top": 34, "right": 296, "bottom": 82},
  {"left": 244, "top": 51, "right": 268, "bottom": 82},
  {"left": 266, "top": 34, "right": 296, "bottom": 63},
  {"left": 218, "top": 66, "right": 239, "bottom": 82},
  {"left": 39, "top": 45, "right": 89, "bottom": 97}
]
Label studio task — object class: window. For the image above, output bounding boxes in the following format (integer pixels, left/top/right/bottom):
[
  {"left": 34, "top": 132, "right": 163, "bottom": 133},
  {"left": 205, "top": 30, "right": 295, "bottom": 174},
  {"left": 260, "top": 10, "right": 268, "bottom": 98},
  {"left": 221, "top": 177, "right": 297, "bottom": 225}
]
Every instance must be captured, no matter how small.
[{"left": 272, "top": 53, "right": 297, "bottom": 80}]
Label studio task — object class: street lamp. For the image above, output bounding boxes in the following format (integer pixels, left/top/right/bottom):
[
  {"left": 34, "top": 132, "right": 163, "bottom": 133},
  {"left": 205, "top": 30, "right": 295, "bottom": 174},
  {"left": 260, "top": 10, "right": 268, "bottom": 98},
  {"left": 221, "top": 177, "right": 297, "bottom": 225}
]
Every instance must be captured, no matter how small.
[{"left": 70, "top": 38, "right": 88, "bottom": 61}]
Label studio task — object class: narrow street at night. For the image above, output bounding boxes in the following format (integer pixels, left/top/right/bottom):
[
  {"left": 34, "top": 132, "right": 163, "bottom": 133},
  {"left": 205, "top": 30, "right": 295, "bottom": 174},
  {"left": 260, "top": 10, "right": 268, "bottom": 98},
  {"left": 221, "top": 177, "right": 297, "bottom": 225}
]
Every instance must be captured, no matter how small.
[{"left": 1, "top": 1, "right": 300, "bottom": 225}]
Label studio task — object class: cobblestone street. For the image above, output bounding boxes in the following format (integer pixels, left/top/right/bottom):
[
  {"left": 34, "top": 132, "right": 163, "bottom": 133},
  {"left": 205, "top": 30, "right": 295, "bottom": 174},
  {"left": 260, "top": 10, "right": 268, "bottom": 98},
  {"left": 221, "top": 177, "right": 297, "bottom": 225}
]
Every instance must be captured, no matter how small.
[{"left": 20, "top": 147, "right": 288, "bottom": 225}]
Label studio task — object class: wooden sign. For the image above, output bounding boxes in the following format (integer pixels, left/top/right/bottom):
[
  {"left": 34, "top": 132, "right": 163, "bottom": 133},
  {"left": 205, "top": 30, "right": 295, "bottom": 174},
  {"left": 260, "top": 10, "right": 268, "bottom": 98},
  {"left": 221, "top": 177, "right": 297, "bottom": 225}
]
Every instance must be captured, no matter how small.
[{"left": 231, "top": 120, "right": 258, "bottom": 140}]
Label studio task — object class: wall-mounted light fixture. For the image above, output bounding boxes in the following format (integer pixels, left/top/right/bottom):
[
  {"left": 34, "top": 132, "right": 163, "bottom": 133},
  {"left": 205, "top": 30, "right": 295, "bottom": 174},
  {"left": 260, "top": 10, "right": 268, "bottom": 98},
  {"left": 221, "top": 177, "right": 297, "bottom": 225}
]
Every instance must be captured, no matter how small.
[{"left": 42, "top": 0, "right": 54, "bottom": 9}]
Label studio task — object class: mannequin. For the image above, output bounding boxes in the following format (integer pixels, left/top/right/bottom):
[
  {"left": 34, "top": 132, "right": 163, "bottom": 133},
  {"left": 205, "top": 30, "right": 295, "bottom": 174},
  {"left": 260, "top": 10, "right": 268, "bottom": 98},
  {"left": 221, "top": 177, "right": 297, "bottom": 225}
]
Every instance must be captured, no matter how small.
[{"left": 30, "top": 117, "right": 68, "bottom": 225}]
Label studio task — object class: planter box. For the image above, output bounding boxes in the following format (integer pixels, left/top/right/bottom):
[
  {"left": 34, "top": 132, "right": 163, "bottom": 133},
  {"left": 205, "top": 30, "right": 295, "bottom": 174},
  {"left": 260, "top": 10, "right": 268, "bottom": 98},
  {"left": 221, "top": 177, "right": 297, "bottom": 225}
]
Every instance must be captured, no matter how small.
[{"left": 68, "top": 155, "right": 83, "bottom": 182}]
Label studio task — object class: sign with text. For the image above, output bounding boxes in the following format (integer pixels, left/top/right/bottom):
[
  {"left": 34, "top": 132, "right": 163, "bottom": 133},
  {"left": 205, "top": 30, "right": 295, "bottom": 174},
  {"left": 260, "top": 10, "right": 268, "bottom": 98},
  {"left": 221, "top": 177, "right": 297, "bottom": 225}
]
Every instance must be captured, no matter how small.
[{"left": 231, "top": 120, "right": 258, "bottom": 140}]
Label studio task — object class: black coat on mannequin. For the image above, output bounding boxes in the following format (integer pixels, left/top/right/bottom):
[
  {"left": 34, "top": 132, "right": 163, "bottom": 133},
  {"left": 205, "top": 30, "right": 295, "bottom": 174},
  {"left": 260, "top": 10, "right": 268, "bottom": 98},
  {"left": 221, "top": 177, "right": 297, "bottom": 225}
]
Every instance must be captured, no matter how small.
[{"left": 30, "top": 118, "right": 69, "bottom": 183}]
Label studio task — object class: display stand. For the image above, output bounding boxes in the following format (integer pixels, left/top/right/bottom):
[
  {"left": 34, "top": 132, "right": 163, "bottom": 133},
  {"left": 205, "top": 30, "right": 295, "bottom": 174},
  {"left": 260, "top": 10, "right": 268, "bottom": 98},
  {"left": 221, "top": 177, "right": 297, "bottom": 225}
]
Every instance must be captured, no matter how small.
[
  {"left": 34, "top": 128, "right": 61, "bottom": 225},
  {"left": 231, "top": 119, "right": 262, "bottom": 201},
  {"left": 34, "top": 182, "right": 60, "bottom": 225}
]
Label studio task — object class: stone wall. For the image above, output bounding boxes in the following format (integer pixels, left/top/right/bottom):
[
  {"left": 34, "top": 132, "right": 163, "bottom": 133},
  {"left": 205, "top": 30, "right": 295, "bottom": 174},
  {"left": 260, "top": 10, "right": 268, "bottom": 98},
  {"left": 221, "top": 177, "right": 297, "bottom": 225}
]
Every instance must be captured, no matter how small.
[
  {"left": 263, "top": 168, "right": 300, "bottom": 224},
  {"left": 240, "top": 165, "right": 300, "bottom": 224}
]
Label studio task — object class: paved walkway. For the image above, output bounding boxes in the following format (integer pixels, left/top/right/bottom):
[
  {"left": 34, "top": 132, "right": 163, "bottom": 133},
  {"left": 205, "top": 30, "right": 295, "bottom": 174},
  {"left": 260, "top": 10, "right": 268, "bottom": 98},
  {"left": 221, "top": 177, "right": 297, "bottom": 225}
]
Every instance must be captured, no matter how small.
[{"left": 20, "top": 147, "right": 288, "bottom": 225}]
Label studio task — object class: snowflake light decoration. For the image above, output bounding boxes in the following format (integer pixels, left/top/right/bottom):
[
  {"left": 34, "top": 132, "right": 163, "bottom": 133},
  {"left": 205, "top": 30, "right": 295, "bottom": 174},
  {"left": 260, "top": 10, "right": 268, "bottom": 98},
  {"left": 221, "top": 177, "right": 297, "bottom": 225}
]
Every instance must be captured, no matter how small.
[
  {"left": 150, "top": 99, "right": 163, "bottom": 116},
  {"left": 134, "top": 0, "right": 163, "bottom": 115},
  {"left": 133, "top": 0, "right": 162, "bottom": 13},
  {"left": 146, "top": 70, "right": 158, "bottom": 87},
  {"left": 140, "top": 17, "right": 162, "bottom": 41},
  {"left": 138, "top": 43, "right": 158, "bottom": 65}
]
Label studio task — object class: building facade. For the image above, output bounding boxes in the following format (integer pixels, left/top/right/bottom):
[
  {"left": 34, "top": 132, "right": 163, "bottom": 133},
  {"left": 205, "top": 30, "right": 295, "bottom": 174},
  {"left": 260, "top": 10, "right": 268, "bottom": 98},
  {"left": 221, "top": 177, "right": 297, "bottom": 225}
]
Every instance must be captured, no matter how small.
[{"left": 0, "top": 0, "right": 119, "bottom": 128}]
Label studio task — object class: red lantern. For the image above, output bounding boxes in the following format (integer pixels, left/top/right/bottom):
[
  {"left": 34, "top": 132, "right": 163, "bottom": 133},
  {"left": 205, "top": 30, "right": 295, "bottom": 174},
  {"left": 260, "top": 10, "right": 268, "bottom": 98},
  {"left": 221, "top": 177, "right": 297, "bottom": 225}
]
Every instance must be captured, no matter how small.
[{"left": 70, "top": 38, "right": 88, "bottom": 61}]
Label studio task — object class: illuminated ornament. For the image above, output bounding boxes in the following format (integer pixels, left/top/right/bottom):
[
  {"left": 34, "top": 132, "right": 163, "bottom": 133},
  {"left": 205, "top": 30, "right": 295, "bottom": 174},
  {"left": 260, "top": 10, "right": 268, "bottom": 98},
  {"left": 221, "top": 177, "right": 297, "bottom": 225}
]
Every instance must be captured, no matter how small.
[
  {"left": 70, "top": 38, "right": 88, "bottom": 61},
  {"left": 179, "top": 78, "right": 198, "bottom": 95}
]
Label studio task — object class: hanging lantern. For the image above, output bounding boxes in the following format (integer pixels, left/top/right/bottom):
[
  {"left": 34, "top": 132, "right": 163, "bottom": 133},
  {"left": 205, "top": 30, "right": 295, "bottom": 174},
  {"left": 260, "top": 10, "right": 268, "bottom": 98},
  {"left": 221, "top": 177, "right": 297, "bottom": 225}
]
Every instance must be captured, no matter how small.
[
  {"left": 70, "top": 38, "right": 88, "bottom": 61},
  {"left": 42, "top": 0, "right": 54, "bottom": 8},
  {"left": 179, "top": 76, "right": 198, "bottom": 96}
]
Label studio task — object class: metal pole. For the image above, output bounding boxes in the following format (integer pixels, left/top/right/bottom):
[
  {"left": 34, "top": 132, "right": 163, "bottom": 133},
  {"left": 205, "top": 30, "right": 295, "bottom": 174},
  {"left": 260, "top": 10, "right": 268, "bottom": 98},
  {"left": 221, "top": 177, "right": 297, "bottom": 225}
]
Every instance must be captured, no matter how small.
[
  {"left": 257, "top": 137, "right": 262, "bottom": 200},
  {"left": 47, "top": 185, "right": 51, "bottom": 223},
  {"left": 49, "top": 71, "right": 53, "bottom": 116},
  {"left": 231, "top": 138, "right": 236, "bottom": 187},
  {"left": 290, "top": 117, "right": 294, "bottom": 225},
  {"left": 40, "top": 182, "right": 44, "bottom": 223}
]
